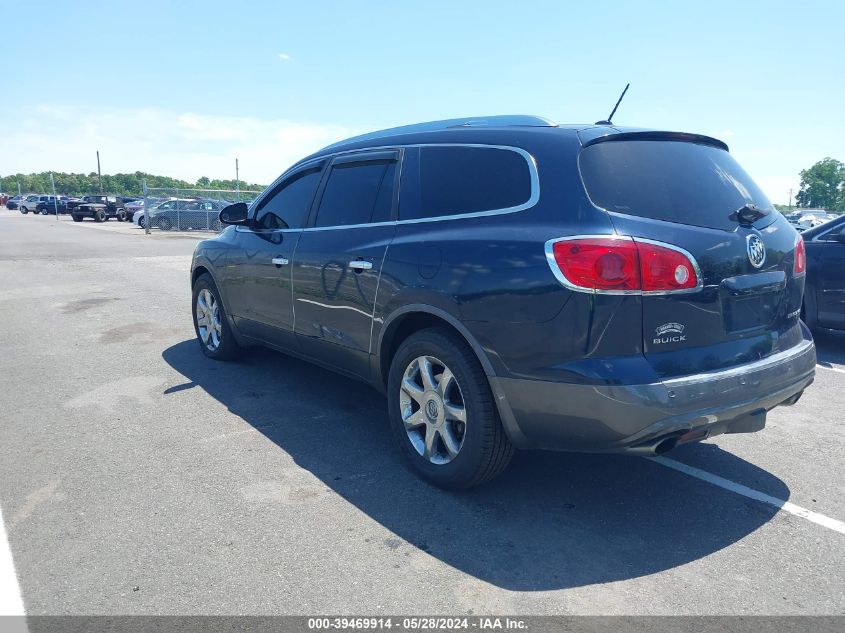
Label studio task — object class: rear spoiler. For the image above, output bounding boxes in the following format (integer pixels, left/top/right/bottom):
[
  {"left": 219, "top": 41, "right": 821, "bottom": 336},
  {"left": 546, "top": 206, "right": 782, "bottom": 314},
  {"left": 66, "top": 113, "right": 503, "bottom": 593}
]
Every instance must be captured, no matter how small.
[{"left": 581, "top": 130, "right": 729, "bottom": 152}]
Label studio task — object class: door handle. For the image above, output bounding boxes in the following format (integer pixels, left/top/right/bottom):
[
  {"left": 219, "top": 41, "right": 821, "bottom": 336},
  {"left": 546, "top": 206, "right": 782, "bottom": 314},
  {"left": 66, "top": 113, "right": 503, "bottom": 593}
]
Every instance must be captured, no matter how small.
[
  {"left": 271, "top": 257, "right": 289, "bottom": 267},
  {"left": 349, "top": 260, "right": 373, "bottom": 271}
]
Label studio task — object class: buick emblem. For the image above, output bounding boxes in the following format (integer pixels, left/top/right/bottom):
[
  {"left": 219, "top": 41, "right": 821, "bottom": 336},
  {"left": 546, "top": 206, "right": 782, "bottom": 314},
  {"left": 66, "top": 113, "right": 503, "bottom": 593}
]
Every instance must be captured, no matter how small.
[{"left": 746, "top": 234, "right": 766, "bottom": 269}]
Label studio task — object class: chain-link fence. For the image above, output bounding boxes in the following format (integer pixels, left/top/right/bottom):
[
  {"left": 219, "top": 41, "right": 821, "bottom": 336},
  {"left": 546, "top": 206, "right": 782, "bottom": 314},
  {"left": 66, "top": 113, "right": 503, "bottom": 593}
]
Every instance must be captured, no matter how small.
[{"left": 139, "top": 184, "right": 261, "bottom": 234}]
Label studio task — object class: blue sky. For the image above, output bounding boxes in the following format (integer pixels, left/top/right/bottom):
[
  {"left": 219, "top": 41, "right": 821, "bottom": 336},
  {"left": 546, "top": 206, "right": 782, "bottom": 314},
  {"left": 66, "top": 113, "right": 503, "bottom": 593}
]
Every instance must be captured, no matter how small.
[{"left": 2, "top": 0, "right": 842, "bottom": 202}]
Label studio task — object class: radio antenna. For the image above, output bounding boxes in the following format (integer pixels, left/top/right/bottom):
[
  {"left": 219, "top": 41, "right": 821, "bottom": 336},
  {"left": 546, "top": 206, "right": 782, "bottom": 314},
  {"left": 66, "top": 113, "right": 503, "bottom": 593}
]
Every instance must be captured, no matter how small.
[{"left": 596, "top": 83, "right": 630, "bottom": 125}]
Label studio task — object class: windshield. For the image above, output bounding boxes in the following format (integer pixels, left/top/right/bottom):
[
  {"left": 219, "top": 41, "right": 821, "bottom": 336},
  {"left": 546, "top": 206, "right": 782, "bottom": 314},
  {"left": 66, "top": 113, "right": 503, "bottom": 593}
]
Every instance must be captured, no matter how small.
[{"left": 579, "top": 140, "right": 774, "bottom": 231}]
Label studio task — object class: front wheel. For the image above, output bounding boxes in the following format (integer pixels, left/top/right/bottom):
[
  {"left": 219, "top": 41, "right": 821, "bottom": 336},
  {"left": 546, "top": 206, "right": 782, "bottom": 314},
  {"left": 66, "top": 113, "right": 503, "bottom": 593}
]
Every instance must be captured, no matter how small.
[
  {"left": 192, "top": 273, "right": 241, "bottom": 360},
  {"left": 20, "top": 207, "right": 28, "bottom": 214},
  {"left": 71, "top": 214, "right": 83, "bottom": 222},
  {"left": 387, "top": 327, "right": 514, "bottom": 489}
]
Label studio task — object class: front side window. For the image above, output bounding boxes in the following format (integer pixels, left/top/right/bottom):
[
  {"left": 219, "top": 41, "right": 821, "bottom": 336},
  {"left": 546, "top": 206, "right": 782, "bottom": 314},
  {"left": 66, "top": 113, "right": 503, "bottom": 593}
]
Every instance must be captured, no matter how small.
[
  {"left": 254, "top": 165, "right": 323, "bottom": 230},
  {"left": 314, "top": 159, "right": 396, "bottom": 228},
  {"left": 399, "top": 145, "right": 533, "bottom": 221}
]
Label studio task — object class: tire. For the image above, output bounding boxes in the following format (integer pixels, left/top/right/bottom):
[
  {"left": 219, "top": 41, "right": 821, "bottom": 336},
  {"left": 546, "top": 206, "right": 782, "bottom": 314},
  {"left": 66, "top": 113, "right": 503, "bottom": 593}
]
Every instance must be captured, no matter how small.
[
  {"left": 210, "top": 219, "right": 221, "bottom": 232},
  {"left": 387, "top": 327, "right": 514, "bottom": 489},
  {"left": 192, "top": 273, "right": 241, "bottom": 360},
  {"left": 94, "top": 209, "right": 107, "bottom": 222},
  {"left": 138, "top": 217, "right": 146, "bottom": 229},
  {"left": 20, "top": 207, "right": 28, "bottom": 214},
  {"left": 157, "top": 217, "right": 173, "bottom": 231},
  {"left": 116, "top": 209, "right": 127, "bottom": 222},
  {"left": 72, "top": 214, "right": 83, "bottom": 222},
  {"left": 40, "top": 208, "right": 48, "bottom": 215}
]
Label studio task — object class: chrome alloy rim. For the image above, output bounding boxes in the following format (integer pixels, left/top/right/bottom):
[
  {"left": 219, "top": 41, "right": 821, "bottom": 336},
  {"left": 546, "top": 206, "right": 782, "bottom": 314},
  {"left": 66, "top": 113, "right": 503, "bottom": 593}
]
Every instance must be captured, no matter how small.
[
  {"left": 400, "top": 355, "right": 467, "bottom": 464},
  {"left": 195, "top": 289, "right": 222, "bottom": 351}
]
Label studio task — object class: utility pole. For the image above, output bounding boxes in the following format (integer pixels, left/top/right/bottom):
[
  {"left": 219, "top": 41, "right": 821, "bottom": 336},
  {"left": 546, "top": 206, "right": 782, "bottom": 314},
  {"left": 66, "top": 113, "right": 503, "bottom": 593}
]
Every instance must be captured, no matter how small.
[
  {"left": 50, "top": 172, "right": 59, "bottom": 221},
  {"left": 788, "top": 188, "right": 793, "bottom": 211},
  {"left": 96, "top": 151, "right": 103, "bottom": 193},
  {"left": 235, "top": 158, "right": 240, "bottom": 201}
]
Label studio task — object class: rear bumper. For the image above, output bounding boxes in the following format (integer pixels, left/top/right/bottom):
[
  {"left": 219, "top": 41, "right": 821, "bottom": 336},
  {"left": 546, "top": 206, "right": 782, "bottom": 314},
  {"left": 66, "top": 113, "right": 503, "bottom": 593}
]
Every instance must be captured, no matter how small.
[{"left": 491, "top": 336, "right": 816, "bottom": 452}]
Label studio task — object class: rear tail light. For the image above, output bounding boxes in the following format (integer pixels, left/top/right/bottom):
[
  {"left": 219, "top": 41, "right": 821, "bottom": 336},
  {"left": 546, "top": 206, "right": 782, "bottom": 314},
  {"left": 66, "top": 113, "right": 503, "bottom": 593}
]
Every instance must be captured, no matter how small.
[
  {"left": 794, "top": 234, "right": 806, "bottom": 275},
  {"left": 546, "top": 236, "right": 701, "bottom": 294}
]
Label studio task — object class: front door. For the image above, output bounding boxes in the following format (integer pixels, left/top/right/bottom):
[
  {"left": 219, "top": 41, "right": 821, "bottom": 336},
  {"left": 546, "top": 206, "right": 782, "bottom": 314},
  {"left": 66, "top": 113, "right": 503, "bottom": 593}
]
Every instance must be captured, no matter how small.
[
  {"left": 817, "top": 229, "right": 845, "bottom": 329},
  {"left": 292, "top": 150, "right": 400, "bottom": 379},
  {"left": 222, "top": 163, "right": 325, "bottom": 350}
]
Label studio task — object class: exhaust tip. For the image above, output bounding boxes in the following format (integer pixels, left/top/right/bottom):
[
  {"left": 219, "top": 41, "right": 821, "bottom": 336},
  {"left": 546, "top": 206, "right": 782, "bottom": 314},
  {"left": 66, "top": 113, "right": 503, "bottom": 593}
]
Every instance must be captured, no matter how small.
[{"left": 654, "top": 437, "right": 678, "bottom": 455}]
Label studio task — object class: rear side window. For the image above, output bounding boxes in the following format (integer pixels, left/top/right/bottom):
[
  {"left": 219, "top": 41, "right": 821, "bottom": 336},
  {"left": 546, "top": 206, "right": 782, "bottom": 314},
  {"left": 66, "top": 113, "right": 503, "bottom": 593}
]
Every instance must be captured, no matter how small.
[
  {"left": 579, "top": 140, "right": 773, "bottom": 231},
  {"left": 254, "top": 165, "right": 322, "bottom": 230},
  {"left": 399, "top": 146, "right": 533, "bottom": 221},
  {"left": 314, "top": 159, "right": 396, "bottom": 228}
]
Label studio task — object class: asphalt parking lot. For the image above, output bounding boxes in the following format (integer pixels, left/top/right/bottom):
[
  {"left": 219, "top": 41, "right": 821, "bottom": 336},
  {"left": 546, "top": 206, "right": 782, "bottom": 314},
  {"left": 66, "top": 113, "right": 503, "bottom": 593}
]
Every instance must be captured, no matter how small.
[{"left": 1, "top": 208, "right": 843, "bottom": 616}]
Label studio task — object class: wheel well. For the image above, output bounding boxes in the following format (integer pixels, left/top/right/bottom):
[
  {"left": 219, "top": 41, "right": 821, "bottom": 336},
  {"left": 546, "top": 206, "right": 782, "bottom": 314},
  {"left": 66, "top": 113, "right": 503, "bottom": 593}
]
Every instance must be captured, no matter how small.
[
  {"left": 192, "top": 266, "right": 210, "bottom": 286},
  {"left": 379, "top": 311, "right": 485, "bottom": 389}
]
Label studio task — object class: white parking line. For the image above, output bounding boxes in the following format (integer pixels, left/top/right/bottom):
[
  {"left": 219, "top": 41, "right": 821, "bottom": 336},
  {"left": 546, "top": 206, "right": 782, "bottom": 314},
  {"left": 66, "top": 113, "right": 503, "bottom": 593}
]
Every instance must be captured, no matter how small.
[
  {"left": 0, "top": 506, "right": 25, "bottom": 615},
  {"left": 817, "top": 363, "right": 845, "bottom": 374},
  {"left": 650, "top": 456, "right": 845, "bottom": 536}
]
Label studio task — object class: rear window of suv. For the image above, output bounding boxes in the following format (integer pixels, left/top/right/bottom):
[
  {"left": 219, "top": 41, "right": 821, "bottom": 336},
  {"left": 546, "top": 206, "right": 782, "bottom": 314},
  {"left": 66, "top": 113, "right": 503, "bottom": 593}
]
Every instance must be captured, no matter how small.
[
  {"left": 579, "top": 140, "right": 773, "bottom": 231},
  {"left": 399, "top": 145, "right": 533, "bottom": 221}
]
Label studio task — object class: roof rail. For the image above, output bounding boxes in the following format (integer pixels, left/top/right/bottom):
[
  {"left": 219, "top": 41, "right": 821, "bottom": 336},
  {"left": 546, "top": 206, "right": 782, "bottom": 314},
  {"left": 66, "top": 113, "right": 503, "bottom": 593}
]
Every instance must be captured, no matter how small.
[{"left": 320, "top": 115, "right": 557, "bottom": 152}]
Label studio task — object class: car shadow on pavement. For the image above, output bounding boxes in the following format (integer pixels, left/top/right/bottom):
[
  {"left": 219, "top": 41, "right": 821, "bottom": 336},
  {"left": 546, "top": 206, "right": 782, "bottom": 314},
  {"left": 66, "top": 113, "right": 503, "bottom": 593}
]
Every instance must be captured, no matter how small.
[{"left": 162, "top": 339, "right": 789, "bottom": 592}]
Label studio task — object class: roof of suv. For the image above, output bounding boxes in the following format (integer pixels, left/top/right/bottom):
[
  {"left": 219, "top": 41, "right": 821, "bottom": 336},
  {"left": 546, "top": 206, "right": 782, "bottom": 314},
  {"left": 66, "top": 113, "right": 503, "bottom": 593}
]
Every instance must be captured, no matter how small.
[{"left": 305, "top": 115, "right": 729, "bottom": 165}]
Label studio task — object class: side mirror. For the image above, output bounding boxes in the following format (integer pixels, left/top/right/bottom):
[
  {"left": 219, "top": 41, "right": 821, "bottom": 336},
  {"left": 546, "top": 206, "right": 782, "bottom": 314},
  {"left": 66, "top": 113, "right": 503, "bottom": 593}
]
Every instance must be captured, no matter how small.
[
  {"left": 836, "top": 227, "right": 845, "bottom": 245},
  {"left": 220, "top": 202, "right": 249, "bottom": 225}
]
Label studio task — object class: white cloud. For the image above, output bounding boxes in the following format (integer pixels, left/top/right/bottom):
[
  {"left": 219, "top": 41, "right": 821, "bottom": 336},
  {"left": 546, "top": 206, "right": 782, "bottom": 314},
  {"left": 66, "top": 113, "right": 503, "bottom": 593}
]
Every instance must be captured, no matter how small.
[
  {"left": 278, "top": 53, "right": 291, "bottom": 61},
  {"left": 0, "top": 106, "right": 357, "bottom": 185}
]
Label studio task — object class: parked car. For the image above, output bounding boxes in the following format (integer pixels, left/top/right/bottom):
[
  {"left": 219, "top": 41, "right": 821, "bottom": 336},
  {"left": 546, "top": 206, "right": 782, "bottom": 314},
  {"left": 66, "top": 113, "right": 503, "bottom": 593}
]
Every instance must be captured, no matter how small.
[
  {"left": 6, "top": 195, "right": 28, "bottom": 210},
  {"left": 70, "top": 195, "right": 128, "bottom": 222},
  {"left": 801, "top": 214, "right": 845, "bottom": 331},
  {"left": 18, "top": 195, "right": 42, "bottom": 214},
  {"left": 155, "top": 199, "right": 226, "bottom": 231},
  {"left": 36, "top": 196, "right": 70, "bottom": 214},
  {"left": 189, "top": 115, "right": 815, "bottom": 489},
  {"left": 132, "top": 198, "right": 223, "bottom": 231}
]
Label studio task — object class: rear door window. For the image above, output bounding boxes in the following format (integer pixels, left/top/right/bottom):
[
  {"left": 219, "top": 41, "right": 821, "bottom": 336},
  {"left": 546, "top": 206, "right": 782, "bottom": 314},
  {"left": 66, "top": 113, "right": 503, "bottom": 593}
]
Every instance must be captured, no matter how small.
[
  {"left": 399, "top": 145, "right": 533, "bottom": 221},
  {"left": 313, "top": 156, "right": 397, "bottom": 228},
  {"left": 579, "top": 140, "right": 773, "bottom": 231}
]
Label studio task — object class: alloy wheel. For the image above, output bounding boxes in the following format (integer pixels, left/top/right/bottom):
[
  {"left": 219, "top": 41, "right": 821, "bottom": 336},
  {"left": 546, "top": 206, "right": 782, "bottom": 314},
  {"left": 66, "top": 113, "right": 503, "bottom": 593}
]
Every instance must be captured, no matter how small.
[
  {"left": 399, "top": 355, "right": 467, "bottom": 465},
  {"left": 195, "top": 289, "right": 222, "bottom": 351}
]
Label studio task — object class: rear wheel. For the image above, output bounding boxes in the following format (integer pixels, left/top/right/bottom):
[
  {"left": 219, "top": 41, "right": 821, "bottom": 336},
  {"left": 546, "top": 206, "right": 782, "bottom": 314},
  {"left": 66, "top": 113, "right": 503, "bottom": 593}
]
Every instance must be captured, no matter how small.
[
  {"left": 72, "top": 214, "right": 83, "bottom": 222},
  {"left": 157, "top": 217, "right": 173, "bottom": 231},
  {"left": 210, "top": 219, "right": 221, "bottom": 232},
  {"left": 192, "top": 273, "right": 240, "bottom": 360},
  {"left": 40, "top": 207, "right": 48, "bottom": 215},
  {"left": 94, "top": 209, "right": 107, "bottom": 222},
  {"left": 387, "top": 327, "right": 514, "bottom": 489},
  {"left": 116, "top": 209, "right": 127, "bottom": 222},
  {"left": 138, "top": 216, "right": 146, "bottom": 228},
  {"left": 20, "top": 207, "right": 28, "bottom": 214}
]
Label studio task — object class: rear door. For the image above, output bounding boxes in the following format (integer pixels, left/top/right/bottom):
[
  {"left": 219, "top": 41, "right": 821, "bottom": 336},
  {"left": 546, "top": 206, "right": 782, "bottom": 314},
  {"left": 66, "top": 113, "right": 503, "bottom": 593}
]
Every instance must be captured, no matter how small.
[
  {"left": 579, "top": 136, "right": 805, "bottom": 378},
  {"left": 291, "top": 150, "right": 399, "bottom": 379}
]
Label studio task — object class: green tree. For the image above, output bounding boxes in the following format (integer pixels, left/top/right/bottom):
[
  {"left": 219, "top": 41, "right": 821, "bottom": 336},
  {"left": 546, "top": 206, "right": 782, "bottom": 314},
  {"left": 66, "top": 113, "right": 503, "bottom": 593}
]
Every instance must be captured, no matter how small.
[
  {"left": 796, "top": 158, "right": 844, "bottom": 211},
  {"left": 0, "top": 172, "right": 266, "bottom": 198}
]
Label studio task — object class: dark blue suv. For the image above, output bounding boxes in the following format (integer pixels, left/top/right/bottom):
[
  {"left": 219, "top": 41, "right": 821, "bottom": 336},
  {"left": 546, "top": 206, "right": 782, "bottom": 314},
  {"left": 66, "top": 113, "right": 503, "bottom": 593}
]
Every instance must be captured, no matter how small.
[{"left": 190, "top": 115, "right": 816, "bottom": 489}]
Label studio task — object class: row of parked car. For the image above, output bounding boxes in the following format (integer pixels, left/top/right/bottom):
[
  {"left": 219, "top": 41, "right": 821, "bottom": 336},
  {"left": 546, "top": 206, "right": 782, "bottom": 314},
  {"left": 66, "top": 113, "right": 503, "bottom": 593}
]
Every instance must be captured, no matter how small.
[
  {"left": 4, "top": 193, "right": 234, "bottom": 231},
  {"left": 5, "top": 193, "right": 143, "bottom": 220}
]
